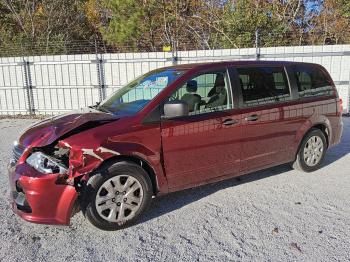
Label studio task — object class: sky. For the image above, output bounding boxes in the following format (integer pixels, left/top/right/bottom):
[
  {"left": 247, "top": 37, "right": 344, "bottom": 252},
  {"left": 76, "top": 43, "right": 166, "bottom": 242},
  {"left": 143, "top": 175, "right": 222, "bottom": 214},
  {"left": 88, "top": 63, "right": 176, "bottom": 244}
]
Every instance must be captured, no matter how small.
[{"left": 305, "top": 0, "right": 323, "bottom": 15}]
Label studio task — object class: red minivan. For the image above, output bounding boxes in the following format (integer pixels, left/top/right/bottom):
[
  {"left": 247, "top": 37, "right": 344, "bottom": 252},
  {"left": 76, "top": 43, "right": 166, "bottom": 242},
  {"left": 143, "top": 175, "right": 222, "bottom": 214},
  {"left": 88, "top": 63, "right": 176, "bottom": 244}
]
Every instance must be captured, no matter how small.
[{"left": 8, "top": 61, "right": 343, "bottom": 230}]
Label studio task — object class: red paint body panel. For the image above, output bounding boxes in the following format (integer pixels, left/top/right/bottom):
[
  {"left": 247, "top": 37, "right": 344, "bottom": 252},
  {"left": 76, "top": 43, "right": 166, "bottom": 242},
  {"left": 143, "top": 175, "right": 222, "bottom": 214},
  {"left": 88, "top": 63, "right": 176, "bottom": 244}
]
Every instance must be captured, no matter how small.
[
  {"left": 161, "top": 110, "right": 241, "bottom": 191},
  {"left": 237, "top": 97, "right": 341, "bottom": 174},
  {"left": 8, "top": 163, "right": 77, "bottom": 225},
  {"left": 59, "top": 117, "right": 167, "bottom": 193},
  {"left": 19, "top": 108, "right": 119, "bottom": 147},
  {"left": 8, "top": 60, "right": 343, "bottom": 226}
]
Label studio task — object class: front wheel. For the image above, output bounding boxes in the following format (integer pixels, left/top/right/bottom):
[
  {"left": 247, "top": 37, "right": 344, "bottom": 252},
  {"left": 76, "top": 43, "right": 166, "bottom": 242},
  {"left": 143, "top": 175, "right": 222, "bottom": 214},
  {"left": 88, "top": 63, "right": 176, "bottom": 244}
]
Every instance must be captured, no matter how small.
[
  {"left": 292, "top": 128, "right": 327, "bottom": 172},
  {"left": 83, "top": 161, "right": 153, "bottom": 230}
]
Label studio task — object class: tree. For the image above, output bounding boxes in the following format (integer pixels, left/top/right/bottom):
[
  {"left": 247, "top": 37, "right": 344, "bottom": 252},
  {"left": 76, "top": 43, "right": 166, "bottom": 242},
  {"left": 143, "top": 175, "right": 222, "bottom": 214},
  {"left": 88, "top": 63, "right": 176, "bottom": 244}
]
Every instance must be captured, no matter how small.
[
  {"left": 98, "top": 0, "right": 221, "bottom": 51},
  {"left": 308, "top": 0, "right": 350, "bottom": 44},
  {"left": 0, "top": 0, "right": 349, "bottom": 56},
  {"left": 337, "top": 0, "right": 350, "bottom": 18},
  {"left": 0, "top": 0, "right": 96, "bottom": 56}
]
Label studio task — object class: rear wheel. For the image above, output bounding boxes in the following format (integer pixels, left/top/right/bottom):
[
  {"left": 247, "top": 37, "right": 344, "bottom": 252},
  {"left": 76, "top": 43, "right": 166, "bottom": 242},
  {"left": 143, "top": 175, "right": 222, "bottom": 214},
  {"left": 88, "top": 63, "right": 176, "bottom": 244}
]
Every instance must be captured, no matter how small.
[
  {"left": 83, "top": 161, "right": 153, "bottom": 230},
  {"left": 292, "top": 128, "right": 327, "bottom": 172}
]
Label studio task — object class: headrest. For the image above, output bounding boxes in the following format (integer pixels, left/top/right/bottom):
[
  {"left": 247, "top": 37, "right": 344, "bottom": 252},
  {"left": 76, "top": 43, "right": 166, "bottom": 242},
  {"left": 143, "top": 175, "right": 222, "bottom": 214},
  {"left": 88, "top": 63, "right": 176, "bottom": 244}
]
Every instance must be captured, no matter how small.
[
  {"left": 208, "top": 74, "right": 225, "bottom": 97},
  {"left": 214, "top": 73, "right": 225, "bottom": 87},
  {"left": 239, "top": 78, "right": 244, "bottom": 88},
  {"left": 186, "top": 80, "right": 198, "bottom": 93}
]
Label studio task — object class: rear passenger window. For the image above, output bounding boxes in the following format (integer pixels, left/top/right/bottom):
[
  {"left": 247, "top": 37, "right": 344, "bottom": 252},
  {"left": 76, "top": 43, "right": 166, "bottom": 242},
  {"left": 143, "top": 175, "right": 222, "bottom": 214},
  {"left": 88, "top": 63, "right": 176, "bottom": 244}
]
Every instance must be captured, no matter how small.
[
  {"left": 237, "top": 67, "right": 291, "bottom": 106},
  {"left": 293, "top": 65, "right": 334, "bottom": 98}
]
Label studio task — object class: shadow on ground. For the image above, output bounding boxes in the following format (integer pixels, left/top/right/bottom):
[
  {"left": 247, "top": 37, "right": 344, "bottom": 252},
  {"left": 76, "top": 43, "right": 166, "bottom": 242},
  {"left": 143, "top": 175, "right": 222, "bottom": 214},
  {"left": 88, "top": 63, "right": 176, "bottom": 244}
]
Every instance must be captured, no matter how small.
[{"left": 141, "top": 164, "right": 290, "bottom": 224}]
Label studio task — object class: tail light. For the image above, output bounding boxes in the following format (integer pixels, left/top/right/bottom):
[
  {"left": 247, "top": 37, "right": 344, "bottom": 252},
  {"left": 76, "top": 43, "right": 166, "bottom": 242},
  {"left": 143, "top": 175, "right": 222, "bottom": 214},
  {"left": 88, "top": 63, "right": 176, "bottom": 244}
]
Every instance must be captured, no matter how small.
[{"left": 338, "top": 98, "right": 343, "bottom": 114}]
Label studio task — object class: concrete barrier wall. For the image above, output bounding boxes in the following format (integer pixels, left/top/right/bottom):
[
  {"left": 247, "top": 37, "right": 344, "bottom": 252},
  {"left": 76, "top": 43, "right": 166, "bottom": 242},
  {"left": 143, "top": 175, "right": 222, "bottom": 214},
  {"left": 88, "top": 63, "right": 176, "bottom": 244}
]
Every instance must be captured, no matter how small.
[{"left": 0, "top": 45, "right": 349, "bottom": 115}]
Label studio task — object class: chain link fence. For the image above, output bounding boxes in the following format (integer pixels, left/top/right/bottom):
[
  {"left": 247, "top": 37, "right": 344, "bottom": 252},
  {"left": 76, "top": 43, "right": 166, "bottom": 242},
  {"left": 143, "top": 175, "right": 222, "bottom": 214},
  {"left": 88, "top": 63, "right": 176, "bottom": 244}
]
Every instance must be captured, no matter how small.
[
  {"left": 0, "top": 41, "right": 349, "bottom": 115},
  {"left": 0, "top": 51, "right": 176, "bottom": 115}
]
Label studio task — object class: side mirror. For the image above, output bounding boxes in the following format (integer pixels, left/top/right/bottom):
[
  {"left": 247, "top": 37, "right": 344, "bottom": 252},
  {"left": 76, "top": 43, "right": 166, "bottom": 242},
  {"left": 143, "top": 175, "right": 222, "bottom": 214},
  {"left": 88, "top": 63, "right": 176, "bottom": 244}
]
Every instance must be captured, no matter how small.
[{"left": 163, "top": 100, "right": 189, "bottom": 119}]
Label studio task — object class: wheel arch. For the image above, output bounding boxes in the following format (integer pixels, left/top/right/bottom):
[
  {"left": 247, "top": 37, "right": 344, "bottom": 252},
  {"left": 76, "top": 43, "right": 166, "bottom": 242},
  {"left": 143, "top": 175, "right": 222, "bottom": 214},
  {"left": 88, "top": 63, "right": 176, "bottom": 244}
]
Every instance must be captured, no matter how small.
[
  {"left": 292, "top": 123, "right": 329, "bottom": 172},
  {"left": 312, "top": 123, "right": 330, "bottom": 148},
  {"left": 295, "top": 122, "right": 330, "bottom": 159},
  {"left": 88, "top": 155, "right": 159, "bottom": 196}
]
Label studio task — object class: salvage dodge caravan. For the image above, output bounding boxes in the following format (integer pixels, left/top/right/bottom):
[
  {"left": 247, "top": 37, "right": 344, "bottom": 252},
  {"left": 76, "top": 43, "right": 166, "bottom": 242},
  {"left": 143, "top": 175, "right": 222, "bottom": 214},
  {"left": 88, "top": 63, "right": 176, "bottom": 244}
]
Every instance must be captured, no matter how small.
[{"left": 8, "top": 61, "right": 343, "bottom": 230}]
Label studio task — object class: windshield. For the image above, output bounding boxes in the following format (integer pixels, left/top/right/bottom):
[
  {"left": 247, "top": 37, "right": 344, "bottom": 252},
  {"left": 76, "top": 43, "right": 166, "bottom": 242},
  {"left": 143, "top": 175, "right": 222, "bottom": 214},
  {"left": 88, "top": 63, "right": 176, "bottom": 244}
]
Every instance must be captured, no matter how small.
[{"left": 98, "top": 68, "right": 184, "bottom": 115}]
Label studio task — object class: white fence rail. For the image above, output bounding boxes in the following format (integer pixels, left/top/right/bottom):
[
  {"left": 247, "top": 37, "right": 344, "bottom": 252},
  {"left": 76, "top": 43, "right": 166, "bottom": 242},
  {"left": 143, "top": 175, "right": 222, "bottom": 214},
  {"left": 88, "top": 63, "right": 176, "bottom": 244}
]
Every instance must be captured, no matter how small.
[{"left": 0, "top": 45, "right": 349, "bottom": 115}]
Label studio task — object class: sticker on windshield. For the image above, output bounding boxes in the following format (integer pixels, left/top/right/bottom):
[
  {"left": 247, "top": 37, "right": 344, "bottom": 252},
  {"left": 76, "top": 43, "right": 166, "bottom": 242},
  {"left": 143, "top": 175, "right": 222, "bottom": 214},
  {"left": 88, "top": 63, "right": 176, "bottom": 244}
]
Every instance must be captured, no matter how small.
[
  {"left": 156, "top": 77, "right": 168, "bottom": 86},
  {"left": 140, "top": 77, "right": 168, "bottom": 89}
]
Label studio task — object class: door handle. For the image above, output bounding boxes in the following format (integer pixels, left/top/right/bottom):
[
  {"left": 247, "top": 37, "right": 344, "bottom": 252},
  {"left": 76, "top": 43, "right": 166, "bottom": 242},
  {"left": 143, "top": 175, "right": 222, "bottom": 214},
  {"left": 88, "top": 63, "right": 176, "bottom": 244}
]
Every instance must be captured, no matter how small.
[
  {"left": 245, "top": 114, "right": 259, "bottom": 121},
  {"left": 222, "top": 118, "right": 239, "bottom": 126}
]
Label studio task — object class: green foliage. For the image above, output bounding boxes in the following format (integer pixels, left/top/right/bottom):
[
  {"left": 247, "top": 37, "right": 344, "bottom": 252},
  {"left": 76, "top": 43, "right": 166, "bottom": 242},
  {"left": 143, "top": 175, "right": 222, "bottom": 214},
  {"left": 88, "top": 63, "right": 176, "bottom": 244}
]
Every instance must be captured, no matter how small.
[
  {"left": 0, "top": 0, "right": 96, "bottom": 57},
  {"left": 100, "top": 0, "right": 145, "bottom": 49},
  {"left": 338, "top": 0, "right": 350, "bottom": 18},
  {"left": 218, "top": 0, "right": 275, "bottom": 47}
]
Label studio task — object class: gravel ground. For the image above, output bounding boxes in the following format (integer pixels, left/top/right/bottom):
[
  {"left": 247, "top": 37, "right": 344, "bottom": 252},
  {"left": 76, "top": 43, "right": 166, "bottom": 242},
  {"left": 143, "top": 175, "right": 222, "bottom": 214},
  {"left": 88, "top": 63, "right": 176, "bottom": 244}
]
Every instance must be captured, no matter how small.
[{"left": 0, "top": 118, "right": 349, "bottom": 262}]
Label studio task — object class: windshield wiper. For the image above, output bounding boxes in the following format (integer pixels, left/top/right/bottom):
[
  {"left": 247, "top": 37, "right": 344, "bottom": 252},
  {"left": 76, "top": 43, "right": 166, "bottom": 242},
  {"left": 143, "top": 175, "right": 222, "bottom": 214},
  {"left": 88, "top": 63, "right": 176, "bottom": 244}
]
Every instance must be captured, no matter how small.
[
  {"left": 96, "top": 105, "right": 114, "bottom": 114},
  {"left": 88, "top": 102, "right": 113, "bottom": 114},
  {"left": 88, "top": 102, "right": 100, "bottom": 109}
]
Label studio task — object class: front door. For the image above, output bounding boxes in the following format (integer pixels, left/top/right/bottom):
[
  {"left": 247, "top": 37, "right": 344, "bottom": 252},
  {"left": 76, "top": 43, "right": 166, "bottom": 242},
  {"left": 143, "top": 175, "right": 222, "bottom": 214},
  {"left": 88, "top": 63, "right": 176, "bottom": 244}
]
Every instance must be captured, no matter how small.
[{"left": 160, "top": 69, "right": 242, "bottom": 191}]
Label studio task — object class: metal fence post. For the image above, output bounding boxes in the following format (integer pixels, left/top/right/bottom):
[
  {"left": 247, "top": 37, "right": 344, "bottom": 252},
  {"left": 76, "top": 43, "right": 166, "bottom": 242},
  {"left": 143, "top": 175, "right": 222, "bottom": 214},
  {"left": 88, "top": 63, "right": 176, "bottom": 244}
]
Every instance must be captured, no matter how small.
[
  {"left": 255, "top": 29, "right": 261, "bottom": 60},
  {"left": 94, "top": 40, "right": 106, "bottom": 102},
  {"left": 95, "top": 54, "right": 106, "bottom": 102},
  {"left": 172, "top": 39, "right": 178, "bottom": 66},
  {"left": 22, "top": 59, "right": 35, "bottom": 115}
]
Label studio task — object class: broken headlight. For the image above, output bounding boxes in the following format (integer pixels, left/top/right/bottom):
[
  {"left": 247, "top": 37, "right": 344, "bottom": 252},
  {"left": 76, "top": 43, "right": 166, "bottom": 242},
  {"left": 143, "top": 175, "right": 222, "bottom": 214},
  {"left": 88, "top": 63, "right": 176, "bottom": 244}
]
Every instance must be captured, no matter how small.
[{"left": 26, "top": 152, "right": 67, "bottom": 175}]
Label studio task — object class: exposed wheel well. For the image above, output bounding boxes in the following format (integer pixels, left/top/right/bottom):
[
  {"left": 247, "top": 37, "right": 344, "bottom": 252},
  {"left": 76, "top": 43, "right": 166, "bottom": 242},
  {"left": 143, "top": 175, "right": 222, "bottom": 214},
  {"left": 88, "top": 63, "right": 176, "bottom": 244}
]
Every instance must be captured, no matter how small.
[
  {"left": 312, "top": 124, "right": 329, "bottom": 148},
  {"left": 94, "top": 155, "right": 158, "bottom": 195}
]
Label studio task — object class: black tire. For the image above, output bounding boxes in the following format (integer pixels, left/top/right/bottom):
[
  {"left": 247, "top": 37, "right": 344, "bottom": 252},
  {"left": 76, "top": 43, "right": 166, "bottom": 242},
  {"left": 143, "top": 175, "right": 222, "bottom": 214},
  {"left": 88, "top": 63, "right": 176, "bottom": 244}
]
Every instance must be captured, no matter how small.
[
  {"left": 292, "top": 128, "right": 327, "bottom": 172},
  {"left": 81, "top": 161, "right": 153, "bottom": 231}
]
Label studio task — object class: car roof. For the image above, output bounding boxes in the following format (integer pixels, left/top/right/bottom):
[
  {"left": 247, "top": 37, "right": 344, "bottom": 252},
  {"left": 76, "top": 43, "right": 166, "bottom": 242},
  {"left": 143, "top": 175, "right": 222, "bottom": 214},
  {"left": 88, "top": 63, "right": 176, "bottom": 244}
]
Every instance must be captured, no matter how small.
[{"left": 163, "top": 60, "right": 313, "bottom": 72}]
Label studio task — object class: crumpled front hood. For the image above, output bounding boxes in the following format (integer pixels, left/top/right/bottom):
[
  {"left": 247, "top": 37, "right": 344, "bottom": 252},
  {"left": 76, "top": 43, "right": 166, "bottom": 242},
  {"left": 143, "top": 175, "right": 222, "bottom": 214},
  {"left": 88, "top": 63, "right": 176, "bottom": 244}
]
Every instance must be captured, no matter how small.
[{"left": 19, "top": 108, "right": 119, "bottom": 148}]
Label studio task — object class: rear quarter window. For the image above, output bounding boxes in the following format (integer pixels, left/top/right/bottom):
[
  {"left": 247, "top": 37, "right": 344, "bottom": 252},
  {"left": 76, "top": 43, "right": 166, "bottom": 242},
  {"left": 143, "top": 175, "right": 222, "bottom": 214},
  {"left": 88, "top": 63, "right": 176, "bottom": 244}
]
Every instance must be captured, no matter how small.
[{"left": 293, "top": 65, "right": 335, "bottom": 98}]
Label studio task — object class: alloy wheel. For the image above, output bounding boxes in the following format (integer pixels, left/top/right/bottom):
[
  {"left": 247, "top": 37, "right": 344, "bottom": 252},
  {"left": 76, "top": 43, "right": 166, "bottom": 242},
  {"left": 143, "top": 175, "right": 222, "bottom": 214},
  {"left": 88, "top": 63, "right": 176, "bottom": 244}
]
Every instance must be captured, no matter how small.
[
  {"left": 95, "top": 175, "right": 144, "bottom": 223},
  {"left": 303, "top": 136, "right": 324, "bottom": 167}
]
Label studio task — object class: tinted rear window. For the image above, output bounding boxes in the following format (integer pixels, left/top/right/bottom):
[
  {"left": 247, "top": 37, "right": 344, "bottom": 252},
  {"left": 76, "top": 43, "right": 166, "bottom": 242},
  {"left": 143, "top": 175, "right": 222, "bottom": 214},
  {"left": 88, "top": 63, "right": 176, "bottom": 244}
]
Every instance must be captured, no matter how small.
[
  {"left": 293, "top": 65, "right": 334, "bottom": 98},
  {"left": 237, "top": 67, "right": 291, "bottom": 106}
]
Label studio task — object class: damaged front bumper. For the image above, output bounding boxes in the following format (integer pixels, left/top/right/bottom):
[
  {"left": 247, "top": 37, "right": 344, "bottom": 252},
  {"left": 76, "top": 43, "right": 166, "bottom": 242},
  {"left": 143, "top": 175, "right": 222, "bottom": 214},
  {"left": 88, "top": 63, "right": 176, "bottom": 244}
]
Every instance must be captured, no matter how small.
[{"left": 8, "top": 162, "right": 78, "bottom": 225}]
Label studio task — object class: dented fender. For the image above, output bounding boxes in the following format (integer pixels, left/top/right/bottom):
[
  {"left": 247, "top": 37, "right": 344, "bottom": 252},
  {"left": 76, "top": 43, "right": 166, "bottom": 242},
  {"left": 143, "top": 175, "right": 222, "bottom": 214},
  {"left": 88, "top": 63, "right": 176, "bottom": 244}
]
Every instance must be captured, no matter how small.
[
  {"left": 58, "top": 140, "right": 120, "bottom": 177},
  {"left": 58, "top": 139, "right": 168, "bottom": 194}
]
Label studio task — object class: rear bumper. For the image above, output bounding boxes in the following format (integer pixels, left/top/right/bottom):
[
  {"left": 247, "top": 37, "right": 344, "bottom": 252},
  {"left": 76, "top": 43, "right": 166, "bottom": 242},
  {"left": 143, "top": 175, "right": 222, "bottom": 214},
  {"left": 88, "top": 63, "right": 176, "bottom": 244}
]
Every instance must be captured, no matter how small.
[{"left": 8, "top": 162, "right": 77, "bottom": 225}]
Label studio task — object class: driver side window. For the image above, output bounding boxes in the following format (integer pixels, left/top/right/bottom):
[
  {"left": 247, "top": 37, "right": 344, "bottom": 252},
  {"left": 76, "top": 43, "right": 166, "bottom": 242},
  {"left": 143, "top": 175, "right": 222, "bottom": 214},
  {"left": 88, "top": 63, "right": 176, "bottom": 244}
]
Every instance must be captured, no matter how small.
[{"left": 169, "top": 70, "right": 233, "bottom": 115}]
